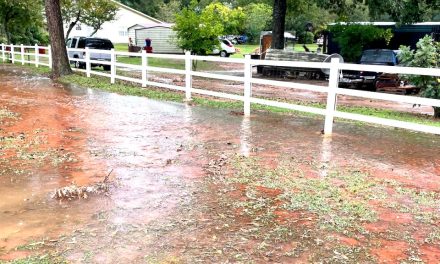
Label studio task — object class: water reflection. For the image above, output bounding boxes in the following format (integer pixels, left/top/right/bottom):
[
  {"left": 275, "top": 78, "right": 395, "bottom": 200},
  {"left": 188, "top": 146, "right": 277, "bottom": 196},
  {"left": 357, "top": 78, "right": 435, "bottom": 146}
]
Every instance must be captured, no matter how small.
[
  {"left": 240, "top": 117, "right": 252, "bottom": 156},
  {"left": 320, "top": 136, "right": 332, "bottom": 177},
  {"left": 183, "top": 103, "right": 192, "bottom": 124}
]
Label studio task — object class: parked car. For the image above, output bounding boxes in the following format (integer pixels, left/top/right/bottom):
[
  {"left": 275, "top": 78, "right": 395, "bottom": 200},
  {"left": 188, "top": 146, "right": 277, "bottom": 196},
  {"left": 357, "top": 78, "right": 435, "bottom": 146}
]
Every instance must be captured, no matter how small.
[
  {"left": 237, "top": 35, "right": 249, "bottom": 44},
  {"left": 223, "top": 35, "right": 248, "bottom": 45},
  {"left": 339, "top": 49, "right": 399, "bottom": 90},
  {"left": 66, "top": 37, "right": 114, "bottom": 71},
  {"left": 212, "top": 39, "right": 236, "bottom": 57}
]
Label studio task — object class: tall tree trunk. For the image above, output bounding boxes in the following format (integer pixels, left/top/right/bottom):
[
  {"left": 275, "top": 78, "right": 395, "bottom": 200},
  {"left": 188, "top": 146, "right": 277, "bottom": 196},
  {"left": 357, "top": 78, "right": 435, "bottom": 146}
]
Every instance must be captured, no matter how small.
[
  {"left": 434, "top": 107, "right": 440, "bottom": 119},
  {"left": 4, "top": 11, "right": 12, "bottom": 44},
  {"left": 44, "top": 0, "right": 72, "bottom": 78},
  {"left": 271, "top": 0, "right": 286, "bottom": 50}
]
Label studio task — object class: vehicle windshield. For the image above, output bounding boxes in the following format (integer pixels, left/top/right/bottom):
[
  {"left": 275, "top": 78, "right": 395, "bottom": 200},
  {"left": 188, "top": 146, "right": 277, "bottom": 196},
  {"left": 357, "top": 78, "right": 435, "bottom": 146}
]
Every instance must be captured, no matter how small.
[
  {"left": 360, "top": 50, "right": 395, "bottom": 64},
  {"left": 85, "top": 39, "right": 114, "bottom": 50}
]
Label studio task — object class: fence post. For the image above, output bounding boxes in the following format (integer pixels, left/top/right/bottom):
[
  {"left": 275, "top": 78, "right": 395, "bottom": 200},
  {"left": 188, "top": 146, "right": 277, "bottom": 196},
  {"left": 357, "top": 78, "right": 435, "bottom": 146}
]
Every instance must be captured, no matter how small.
[
  {"left": 110, "top": 48, "right": 116, "bottom": 84},
  {"left": 85, "top": 47, "right": 91, "bottom": 77},
  {"left": 185, "top": 51, "right": 192, "bottom": 101},
  {"left": 35, "top": 44, "right": 39, "bottom": 67},
  {"left": 141, "top": 49, "right": 147, "bottom": 87},
  {"left": 1, "top": 43, "right": 5, "bottom": 62},
  {"left": 48, "top": 45, "right": 52, "bottom": 69},
  {"left": 20, "top": 44, "right": 24, "bottom": 65},
  {"left": 11, "top": 44, "right": 14, "bottom": 64},
  {"left": 244, "top": 54, "right": 252, "bottom": 116},
  {"left": 323, "top": 58, "right": 340, "bottom": 135}
]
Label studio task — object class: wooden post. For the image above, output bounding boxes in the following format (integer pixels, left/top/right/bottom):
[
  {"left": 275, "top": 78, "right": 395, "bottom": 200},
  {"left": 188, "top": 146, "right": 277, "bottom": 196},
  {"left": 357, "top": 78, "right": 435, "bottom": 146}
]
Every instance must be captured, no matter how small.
[
  {"left": 244, "top": 55, "right": 252, "bottom": 116},
  {"left": 142, "top": 50, "right": 147, "bottom": 87},
  {"left": 35, "top": 44, "right": 39, "bottom": 67},
  {"left": 48, "top": 45, "right": 53, "bottom": 69},
  {"left": 1, "top": 44, "right": 5, "bottom": 62},
  {"left": 323, "top": 58, "right": 340, "bottom": 135},
  {"left": 85, "top": 47, "right": 90, "bottom": 77},
  {"left": 11, "top": 44, "right": 15, "bottom": 64},
  {"left": 110, "top": 48, "right": 116, "bottom": 84},
  {"left": 21, "top": 44, "right": 25, "bottom": 65},
  {"left": 185, "top": 51, "right": 192, "bottom": 100}
]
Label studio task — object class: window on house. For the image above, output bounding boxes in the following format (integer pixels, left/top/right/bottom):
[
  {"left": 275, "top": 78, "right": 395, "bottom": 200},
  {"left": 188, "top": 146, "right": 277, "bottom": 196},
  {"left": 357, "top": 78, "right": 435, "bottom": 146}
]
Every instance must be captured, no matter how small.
[
  {"left": 119, "top": 31, "right": 128, "bottom": 37},
  {"left": 76, "top": 24, "right": 82, "bottom": 31}
]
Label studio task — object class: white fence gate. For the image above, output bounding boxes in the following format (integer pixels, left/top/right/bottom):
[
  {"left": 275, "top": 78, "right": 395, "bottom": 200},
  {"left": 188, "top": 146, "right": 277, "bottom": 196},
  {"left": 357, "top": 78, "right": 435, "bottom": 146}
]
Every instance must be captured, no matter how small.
[{"left": 1, "top": 43, "right": 440, "bottom": 135}]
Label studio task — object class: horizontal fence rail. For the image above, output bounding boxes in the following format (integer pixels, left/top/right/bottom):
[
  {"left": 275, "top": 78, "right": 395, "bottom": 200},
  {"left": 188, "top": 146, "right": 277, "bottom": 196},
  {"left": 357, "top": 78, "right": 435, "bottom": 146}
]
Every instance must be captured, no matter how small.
[{"left": 1, "top": 43, "right": 440, "bottom": 135}]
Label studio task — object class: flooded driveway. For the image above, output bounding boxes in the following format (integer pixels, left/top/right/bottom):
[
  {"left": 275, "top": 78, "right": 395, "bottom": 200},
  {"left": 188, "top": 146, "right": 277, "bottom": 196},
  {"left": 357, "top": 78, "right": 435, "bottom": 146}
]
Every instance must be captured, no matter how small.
[{"left": 1, "top": 65, "right": 440, "bottom": 263}]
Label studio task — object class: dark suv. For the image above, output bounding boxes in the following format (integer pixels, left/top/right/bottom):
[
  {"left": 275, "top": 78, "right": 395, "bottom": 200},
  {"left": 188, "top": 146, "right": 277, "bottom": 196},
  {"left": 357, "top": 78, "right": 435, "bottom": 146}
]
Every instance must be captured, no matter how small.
[
  {"left": 340, "top": 49, "right": 398, "bottom": 90},
  {"left": 66, "top": 37, "right": 114, "bottom": 71}
]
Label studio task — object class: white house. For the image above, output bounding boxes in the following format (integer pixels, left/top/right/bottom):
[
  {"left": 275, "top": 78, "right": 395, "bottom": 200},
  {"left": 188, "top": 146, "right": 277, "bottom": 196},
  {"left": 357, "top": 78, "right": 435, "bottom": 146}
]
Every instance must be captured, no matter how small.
[{"left": 65, "top": 0, "right": 163, "bottom": 44}]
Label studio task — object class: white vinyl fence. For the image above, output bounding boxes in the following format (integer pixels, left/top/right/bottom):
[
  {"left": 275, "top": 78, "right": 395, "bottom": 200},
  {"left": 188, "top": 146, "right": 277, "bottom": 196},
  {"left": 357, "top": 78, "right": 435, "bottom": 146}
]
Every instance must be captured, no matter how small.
[{"left": 2, "top": 43, "right": 440, "bottom": 135}]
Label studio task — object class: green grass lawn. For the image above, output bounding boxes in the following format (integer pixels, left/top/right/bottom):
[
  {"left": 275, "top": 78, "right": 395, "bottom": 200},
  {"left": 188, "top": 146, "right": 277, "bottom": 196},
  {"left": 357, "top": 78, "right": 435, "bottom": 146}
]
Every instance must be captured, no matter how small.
[
  {"left": 231, "top": 43, "right": 318, "bottom": 58},
  {"left": 113, "top": 43, "right": 228, "bottom": 71},
  {"left": 114, "top": 43, "right": 129, "bottom": 52},
  {"left": 231, "top": 44, "right": 259, "bottom": 58}
]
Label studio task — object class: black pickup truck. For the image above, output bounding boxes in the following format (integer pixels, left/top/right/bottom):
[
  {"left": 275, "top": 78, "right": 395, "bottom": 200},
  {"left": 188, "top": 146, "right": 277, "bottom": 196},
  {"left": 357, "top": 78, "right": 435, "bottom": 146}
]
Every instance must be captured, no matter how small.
[{"left": 339, "top": 49, "right": 399, "bottom": 90}]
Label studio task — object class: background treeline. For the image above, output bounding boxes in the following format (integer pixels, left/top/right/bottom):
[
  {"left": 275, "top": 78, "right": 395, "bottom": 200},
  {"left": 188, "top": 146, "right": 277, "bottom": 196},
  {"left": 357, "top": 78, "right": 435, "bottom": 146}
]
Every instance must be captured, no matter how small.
[{"left": 0, "top": 0, "right": 439, "bottom": 45}]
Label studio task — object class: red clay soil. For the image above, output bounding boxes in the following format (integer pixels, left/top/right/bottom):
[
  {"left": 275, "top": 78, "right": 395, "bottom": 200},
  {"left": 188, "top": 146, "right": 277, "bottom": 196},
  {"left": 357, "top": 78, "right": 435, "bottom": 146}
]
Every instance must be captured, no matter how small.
[
  {"left": 1, "top": 65, "right": 440, "bottom": 263},
  {"left": 151, "top": 71, "right": 435, "bottom": 116}
]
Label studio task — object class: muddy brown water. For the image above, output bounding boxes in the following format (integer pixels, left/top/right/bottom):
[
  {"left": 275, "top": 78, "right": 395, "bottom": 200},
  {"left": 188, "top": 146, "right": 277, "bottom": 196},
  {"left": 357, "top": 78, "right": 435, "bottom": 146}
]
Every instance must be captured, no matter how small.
[{"left": 1, "top": 65, "right": 440, "bottom": 263}]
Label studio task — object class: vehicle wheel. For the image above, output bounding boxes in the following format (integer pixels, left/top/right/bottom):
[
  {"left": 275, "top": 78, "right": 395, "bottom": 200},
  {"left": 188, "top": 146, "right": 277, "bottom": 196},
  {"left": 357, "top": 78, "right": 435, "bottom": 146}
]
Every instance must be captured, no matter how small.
[
  {"left": 355, "top": 83, "right": 363, "bottom": 90},
  {"left": 103, "top": 65, "right": 111, "bottom": 71},
  {"left": 220, "top": 51, "right": 228, "bottom": 57},
  {"left": 78, "top": 62, "right": 86, "bottom": 69}
]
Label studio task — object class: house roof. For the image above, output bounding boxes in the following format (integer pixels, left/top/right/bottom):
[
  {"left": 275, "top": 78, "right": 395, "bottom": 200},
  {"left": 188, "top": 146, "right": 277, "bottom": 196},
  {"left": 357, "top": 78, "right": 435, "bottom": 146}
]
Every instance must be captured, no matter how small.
[
  {"left": 329, "top": 22, "right": 440, "bottom": 26},
  {"left": 128, "top": 23, "right": 174, "bottom": 30},
  {"left": 111, "top": 0, "right": 163, "bottom": 24}
]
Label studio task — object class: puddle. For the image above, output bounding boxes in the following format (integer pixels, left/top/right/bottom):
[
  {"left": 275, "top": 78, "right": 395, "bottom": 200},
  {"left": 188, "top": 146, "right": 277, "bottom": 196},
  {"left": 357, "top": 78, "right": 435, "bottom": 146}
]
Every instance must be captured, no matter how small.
[{"left": 1, "top": 65, "right": 440, "bottom": 263}]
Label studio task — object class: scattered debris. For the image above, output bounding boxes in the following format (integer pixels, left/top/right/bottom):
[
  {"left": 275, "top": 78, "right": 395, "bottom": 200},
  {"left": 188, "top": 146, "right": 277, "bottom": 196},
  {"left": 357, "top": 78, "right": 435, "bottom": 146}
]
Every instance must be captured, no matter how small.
[
  {"left": 229, "top": 111, "right": 244, "bottom": 116},
  {"left": 52, "top": 182, "right": 110, "bottom": 200},
  {"left": 52, "top": 169, "right": 114, "bottom": 200},
  {"left": 205, "top": 154, "right": 228, "bottom": 176}
]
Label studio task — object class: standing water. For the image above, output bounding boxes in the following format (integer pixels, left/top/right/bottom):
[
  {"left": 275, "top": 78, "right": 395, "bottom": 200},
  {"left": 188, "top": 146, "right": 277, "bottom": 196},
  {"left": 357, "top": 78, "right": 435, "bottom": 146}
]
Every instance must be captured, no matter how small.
[{"left": 1, "top": 65, "right": 440, "bottom": 263}]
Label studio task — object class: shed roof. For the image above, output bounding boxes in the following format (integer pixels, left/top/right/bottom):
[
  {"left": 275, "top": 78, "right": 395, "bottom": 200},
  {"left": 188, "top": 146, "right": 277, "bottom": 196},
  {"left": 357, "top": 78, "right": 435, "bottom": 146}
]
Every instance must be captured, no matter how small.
[{"left": 329, "top": 22, "right": 440, "bottom": 26}]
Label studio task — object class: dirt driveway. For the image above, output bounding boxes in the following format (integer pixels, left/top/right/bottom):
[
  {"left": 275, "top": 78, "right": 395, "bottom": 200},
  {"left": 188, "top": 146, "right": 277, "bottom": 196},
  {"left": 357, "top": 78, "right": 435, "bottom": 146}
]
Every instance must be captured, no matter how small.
[
  {"left": 1, "top": 65, "right": 440, "bottom": 263},
  {"left": 117, "top": 61, "right": 435, "bottom": 116}
]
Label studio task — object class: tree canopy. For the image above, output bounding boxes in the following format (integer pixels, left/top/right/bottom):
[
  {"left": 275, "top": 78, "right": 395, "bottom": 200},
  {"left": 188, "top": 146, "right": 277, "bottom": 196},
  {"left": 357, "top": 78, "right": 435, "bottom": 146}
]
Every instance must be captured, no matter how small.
[
  {"left": 61, "top": 0, "right": 118, "bottom": 40},
  {"left": 173, "top": 1, "right": 245, "bottom": 55},
  {"left": 329, "top": 23, "right": 393, "bottom": 62},
  {"left": 244, "top": 3, "right": 272, "bottom": 42},
  {"left": 0, "top": 0, "right": 48, "bottom": 44},
  {"left": 117, "top": 0, "right": 163, "bottom": 17}
]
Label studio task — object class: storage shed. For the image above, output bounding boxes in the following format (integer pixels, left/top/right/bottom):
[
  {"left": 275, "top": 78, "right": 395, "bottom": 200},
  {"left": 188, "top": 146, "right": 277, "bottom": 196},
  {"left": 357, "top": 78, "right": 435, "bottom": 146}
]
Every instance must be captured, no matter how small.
[{"left": 127, "top": 24, "right": 183, "bottom": 54}]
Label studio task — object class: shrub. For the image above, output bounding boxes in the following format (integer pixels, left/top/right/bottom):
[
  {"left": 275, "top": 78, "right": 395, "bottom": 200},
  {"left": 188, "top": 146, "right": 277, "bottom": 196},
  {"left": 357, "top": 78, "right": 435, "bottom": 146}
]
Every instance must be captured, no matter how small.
[
  {"left": 398, "top": 35, "right": 440, "bottom": 118},
  {"left": 304, "top": 32, "right": 314, "bottom": 44},
  {"left": 329, "top": 23, "right": 393, "bottom": 62}
]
